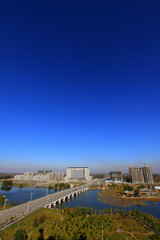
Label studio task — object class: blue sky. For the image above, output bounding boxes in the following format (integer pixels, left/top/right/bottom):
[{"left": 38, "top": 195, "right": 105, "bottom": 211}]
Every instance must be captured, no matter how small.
[{"left": 0, "top": 1, "right": 160, "bottom": 173}]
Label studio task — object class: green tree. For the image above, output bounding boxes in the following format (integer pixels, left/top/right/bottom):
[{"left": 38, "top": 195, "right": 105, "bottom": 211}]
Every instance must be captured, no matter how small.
[
  {"left": 19, "top": 184, "right": 23, "bottom": 189},
  {"left": 48, "top": 184, "right": 53, "bottom": 191},
  {"left": 13, "top": 229, "right": 27, "bottom": 240},
  {"left": 1, "top": 180, "right": 13, "bottom": 191},
  {"left": 79, "top": 232, "right": 87, "bottom": 240},
  {"left": 128, "top": 185, "right": 133, "bottom": 191},
  {"left": 0, "top": 194, "right": 6, "bottom": 205},
  {"left": 66, "top": 183, "right": 70, "bottom": 189},
  {"left": 33, "top": 217, "right": 39, "bottom": 227},
  {"left": 37, "top": 228, "right": 44, "bottom": 240},
  {"left": 72, "top": 232, "right": 80, "bottom": 240},
  {"left": 139, "top": 184, "right": 145, "bottom": 189},
  {"left": 124, "top": 185, "right": 133, "bottom": 191},
  {"left": 59, "top": 183, "right": 65, "bottom": 188},
  {"left": 134, "top": 188, "right": 140, "bottom": 197},
  {"left": 54, "top": 183, "right": 59, "bottom": 188},
  {"left": 39, "top": 215, "right": 45, "bottom": 224}
]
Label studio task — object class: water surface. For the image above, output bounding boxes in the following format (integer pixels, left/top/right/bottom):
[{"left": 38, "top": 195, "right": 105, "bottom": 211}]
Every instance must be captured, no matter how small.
[
  {"left": 0, "top": 187, "right": 160, "bottom": 218},
  {"left": 60, "top": 190, "right": 160, "bottom": 218},
  {"left": 0, "top": 186, "right": 56, "bottom": 203}
]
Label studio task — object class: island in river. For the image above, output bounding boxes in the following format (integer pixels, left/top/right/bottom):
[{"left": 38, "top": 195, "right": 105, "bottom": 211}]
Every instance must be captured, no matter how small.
[{"left": 98, "top": 184, "right": 160, "bottom": 207}]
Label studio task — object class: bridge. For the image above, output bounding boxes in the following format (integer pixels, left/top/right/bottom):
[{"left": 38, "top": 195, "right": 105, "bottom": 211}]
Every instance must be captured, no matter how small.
[
  {"left": 44, "top": 187, "right": 88, "bottom": 208},
  {"left": 0, "top": 180, "right": 101, "bottom": 231}
]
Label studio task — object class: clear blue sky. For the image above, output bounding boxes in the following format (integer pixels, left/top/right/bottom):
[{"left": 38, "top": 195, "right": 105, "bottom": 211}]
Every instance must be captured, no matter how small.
[{"left": 0, "top": 1, "right": 160, "bottom": 173}]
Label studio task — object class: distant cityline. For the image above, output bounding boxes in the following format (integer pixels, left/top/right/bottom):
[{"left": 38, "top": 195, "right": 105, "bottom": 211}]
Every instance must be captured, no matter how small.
[{"left": 13, "top": 164, "right": 154, "bottom": 184}]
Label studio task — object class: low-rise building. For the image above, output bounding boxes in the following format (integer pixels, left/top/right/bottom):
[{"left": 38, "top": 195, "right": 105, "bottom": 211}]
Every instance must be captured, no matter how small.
[
  {"left": 155, "top": 186, "right": 160, "bottom": 191},
  {"left": 105, "top": 179, "right": 113, "bottom": 184}
]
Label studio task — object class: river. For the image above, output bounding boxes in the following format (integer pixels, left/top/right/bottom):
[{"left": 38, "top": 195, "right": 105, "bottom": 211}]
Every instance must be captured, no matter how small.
[{"left": 0, "top": 186, "right": 160, "bottom": 218}]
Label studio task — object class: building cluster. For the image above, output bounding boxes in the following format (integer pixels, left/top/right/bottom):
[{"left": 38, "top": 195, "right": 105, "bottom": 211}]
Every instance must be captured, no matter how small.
[
  {"left": 104, "top": 164, "right": 154, "bottom": 185},
  {"left": 14, "top": 172, "right": 64, "bottom": 182},
  {"left": 65, "top": 167, "right": 91, "bottom": 181},
  {"left": 14, "top": 164, "right": 154, "bottom": 185},
  {"left": 124, "top": 188, "right": 157, "bottom": 197},
  {"left": 129, "top": 165, "right": 154, "bottom": 184},
  {"left": 14, "top": 167, "right": 92, "bottom": 183}
]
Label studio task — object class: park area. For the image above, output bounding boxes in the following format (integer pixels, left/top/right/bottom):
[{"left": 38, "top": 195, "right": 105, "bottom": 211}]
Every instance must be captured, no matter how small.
[{"left": 0, "top": 207, "right": 160, "bottom": 240}]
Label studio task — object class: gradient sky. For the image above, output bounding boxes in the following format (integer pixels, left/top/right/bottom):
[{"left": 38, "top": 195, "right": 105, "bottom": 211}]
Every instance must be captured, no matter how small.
[{"left": 0, "top": 1, "right": 160, "bottom": 173}]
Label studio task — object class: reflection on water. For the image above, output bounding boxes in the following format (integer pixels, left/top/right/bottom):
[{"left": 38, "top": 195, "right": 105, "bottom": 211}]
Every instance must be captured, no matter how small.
[
  {"left": 0, "top": 187, "right": 160, "bottom": 218},
  {"left": 0, "top": 186, "right": 56, "bottom": 204}
]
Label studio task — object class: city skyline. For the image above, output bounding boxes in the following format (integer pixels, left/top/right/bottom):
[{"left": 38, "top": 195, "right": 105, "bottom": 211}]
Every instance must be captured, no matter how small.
[{"left": 0, "top": 1, "right": 160, "bottom": 173}]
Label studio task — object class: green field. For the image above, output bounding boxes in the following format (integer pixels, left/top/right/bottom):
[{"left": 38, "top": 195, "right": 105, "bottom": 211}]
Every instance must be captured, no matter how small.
[{"left": 0, "top": 207, "right": 160, "bottom": 240}]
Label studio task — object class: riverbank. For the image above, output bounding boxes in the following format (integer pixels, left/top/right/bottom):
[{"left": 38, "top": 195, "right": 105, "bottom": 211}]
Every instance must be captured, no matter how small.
[
  {"left": 88, "top": 186, "right": 101, "bottom": 190},
  {"left": 98, "top": 188, "right": 160, "bottom": 207}
]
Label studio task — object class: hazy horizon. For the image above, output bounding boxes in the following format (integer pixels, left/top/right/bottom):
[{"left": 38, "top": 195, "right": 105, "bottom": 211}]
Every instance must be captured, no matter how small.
[{"left": 0, "top": 163, "right": 159, "bottom": 175}]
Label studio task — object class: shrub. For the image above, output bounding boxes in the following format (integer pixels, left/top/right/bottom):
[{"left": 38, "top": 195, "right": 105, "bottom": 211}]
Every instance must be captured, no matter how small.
[
  {"left": 33, "top": 217, "right": 39, "bottom": 227},
  {"left": 33, "top": 215, "right": 45, "bottom": 227},
  {"left": 134, "top": 189, "right": 140, "bottom": 197},
  {"left": 13, "top": 229, "right": 27, "bottom": 240},
  {"left": 124, "top": 185, "right": 133, "bottom": 191},
  {"left": 48, "top": 185, "right": 53, "bottom": 191},
  {"left": 139, "top": 184, "right": 145, "bottom": 189},
  {"left": 1, "top": 180, "right": 13, "bottom": 191},
  {"left": 39, "top": 215, "right": 45, "bottom": 224}
]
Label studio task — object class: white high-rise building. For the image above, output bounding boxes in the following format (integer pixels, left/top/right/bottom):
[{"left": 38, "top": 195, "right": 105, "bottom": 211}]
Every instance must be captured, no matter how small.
[{"left": 65, "top": 167, "right": 91, "bottom": 181}]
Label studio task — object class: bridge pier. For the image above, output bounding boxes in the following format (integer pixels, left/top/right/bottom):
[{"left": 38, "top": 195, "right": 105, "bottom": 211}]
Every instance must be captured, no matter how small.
[
  {"left": 44, "top": 186, "right": 89, "bottom": 209},
  {"left": 67, "top": 195, "right": 70, "bottom": 200}
]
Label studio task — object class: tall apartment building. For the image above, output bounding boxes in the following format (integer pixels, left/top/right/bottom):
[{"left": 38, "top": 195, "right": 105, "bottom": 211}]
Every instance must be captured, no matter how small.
[
  {"left": 110, "top": 171, "right": 122, "bottom": 181},
  {"left": 65, "top": 167, "right": 91, "bottom": 181},
  {"left": 142, "top": 165, "right": 154, "bottom": 184},
  {"left": 129, "top": 167, "right": 144, "bottom": 184},
  {"left": 129, "top": 165, "right": 153, "bottom": 184}
]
